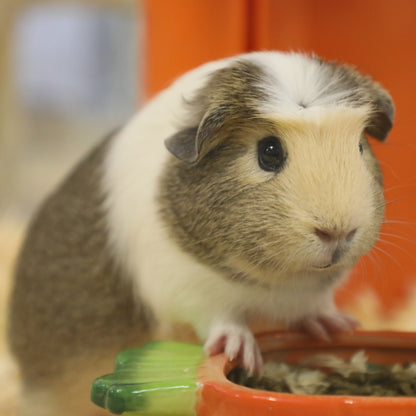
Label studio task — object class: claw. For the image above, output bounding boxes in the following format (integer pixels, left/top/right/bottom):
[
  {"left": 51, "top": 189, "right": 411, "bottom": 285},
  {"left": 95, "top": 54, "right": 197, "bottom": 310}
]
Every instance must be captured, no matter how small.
[
  {"left": 204, "top": 323, "right": 263, "bottom": 374},
  {"left": 293, "top": 312, "right": 360, "bottom": 341}
]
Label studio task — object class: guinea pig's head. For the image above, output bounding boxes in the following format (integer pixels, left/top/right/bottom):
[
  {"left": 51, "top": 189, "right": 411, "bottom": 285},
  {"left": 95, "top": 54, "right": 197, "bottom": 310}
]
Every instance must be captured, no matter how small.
[{"left": 159, "top": 52, "right": 394, "bottom": 288}]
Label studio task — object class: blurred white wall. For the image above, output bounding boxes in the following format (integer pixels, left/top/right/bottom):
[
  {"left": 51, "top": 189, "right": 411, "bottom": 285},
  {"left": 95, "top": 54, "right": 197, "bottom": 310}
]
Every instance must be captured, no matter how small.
[
  {"left": 15, "top": 3, "right": 139, "bottom": 119},
  {"left": 0, "top": 0, "right": 142, "bottom": 220}
]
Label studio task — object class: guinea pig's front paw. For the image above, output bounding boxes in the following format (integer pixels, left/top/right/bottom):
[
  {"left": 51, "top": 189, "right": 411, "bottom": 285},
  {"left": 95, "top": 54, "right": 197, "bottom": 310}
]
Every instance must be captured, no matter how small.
[
  {"left": 204, "top": 322, "right": 263, "bottom": 374},
  {"left": 292, "top": 312, "right": 360, "bottom": 341}
]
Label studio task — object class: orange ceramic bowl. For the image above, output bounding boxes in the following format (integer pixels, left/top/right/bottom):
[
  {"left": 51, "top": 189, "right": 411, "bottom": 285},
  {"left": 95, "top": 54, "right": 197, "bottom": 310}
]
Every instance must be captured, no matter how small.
[{"left": 197, "top": 331, "right": 416, "bottom": 416}]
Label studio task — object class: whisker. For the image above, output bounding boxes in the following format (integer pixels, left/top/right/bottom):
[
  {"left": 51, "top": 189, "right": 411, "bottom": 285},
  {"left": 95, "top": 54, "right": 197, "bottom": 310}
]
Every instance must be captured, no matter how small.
[
  {"left": 363, "top": 250, "right": 383, "bottom": 277},
  {"left": 379, "top": 231, "right": 416, "bottom": 246},
  {"left": 377, "top": 237, "right": 415, "bottom": 260},
  {"left": 368, "top": 249, "right": 387, "bottom": 279},
  {"left": 372, "top": 245, "right": 404, "bottom": 271},
  {"left": 384, "top": 183, "right": 416, "bottom": 193},
  {"left": 377, "top": 160, "right": 400, "bottom": 180},
  {"left": 384, "top": 218, "right": 416, "bottom": 226},
  {"left": 383, "top": 219, "right": 416, "bottom": 236},
  {"left": 381, "top": 191, "right": 416, "bottom": 209}
]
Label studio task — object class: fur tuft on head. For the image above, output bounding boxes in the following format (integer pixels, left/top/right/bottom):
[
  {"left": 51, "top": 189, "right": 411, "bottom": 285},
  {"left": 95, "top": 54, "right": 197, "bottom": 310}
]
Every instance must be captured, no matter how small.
[{"left": 165, "top": 52, "right": 394, "bottom": 164}]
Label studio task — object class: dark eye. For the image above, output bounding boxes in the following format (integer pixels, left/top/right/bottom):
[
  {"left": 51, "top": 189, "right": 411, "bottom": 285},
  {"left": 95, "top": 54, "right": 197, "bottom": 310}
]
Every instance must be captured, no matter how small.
[
  {"left": 359, "top": 143, "right": 363, "bottom": 154},
  {"left": 257, "top": 136, "right": 286, "bottom": 172}
]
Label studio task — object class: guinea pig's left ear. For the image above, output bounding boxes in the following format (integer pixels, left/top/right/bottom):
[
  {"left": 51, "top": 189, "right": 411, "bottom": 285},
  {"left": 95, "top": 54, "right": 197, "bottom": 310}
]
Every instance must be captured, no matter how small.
[
  {"left": 165, "top": 106, "right": 226, "bottom": 163},
  {"left": 365, "top": 88, "right": 395, "bottom": 142}
]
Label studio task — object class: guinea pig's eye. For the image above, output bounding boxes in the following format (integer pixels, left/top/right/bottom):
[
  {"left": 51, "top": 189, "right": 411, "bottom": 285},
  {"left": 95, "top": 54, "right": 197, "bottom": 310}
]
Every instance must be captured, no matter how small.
[
  {"left": 257, "top": 136, "right": 286, "bottom": 172},
  {"left": 359, "top": 143, "right": 364, "bottom": 154}
]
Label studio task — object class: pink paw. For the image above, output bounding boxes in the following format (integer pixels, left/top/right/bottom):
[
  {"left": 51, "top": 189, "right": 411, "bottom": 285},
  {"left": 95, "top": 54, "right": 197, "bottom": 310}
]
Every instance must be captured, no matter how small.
[
  {"left": 292, "top": 313, "right": 360, "bottom": 341},
  {"left": 204, "top": 323, "right": 263, "bottom": 374}
]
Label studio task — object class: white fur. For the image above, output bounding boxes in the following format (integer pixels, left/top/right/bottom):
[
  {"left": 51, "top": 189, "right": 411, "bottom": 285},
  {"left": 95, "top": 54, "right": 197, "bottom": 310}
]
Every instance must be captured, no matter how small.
[
  {"left": 102, "top": 52, "right": 378, "bottom": 369},
  {"left": 246, "top": 52, "right": 367, "bottom": 116}
]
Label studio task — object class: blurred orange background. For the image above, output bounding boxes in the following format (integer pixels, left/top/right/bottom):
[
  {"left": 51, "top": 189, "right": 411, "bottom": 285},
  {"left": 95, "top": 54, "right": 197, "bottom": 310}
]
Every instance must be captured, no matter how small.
[{"left": 143, "top": 0, "right": 416, "bottom": 316}]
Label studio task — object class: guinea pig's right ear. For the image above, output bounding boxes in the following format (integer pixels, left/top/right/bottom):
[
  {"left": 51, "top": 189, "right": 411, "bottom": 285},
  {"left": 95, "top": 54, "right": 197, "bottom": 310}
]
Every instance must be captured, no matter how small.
[
  {"left": 165, "top": 106, "right": 226, "bottom": 163},
  {"left": 365, "top": 88, "right": 395, "bottom": 142},
  {"left": 164, "top": 127, "right": 200, "bottom": 163}
]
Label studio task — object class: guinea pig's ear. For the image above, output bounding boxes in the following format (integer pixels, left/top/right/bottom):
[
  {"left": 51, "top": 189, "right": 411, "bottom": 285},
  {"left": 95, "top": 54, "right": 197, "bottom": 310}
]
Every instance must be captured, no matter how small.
[
  {"left": 165, "top": 106, "right": 226, "bottom": 163},
  {"left": 165, "top": 59, "right": 265, "bottom": 162},
  {"left": 365, "top": 89, "right": 395, "bottom": 142},
  {"left": 164, "top": 127, "right": 200, "bottom": 163}
]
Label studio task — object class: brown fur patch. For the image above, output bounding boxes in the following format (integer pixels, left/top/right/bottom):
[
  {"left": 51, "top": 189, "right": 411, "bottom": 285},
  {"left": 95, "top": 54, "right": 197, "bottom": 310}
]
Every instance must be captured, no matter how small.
[{"left": 8, "top": 131, "right": 154, "bottom": 385}]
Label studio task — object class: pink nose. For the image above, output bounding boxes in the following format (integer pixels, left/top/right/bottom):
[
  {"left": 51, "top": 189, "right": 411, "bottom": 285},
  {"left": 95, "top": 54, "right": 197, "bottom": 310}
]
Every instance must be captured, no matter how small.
[{"left": 314, "top": 228, "right": 357, "bottom": 243}]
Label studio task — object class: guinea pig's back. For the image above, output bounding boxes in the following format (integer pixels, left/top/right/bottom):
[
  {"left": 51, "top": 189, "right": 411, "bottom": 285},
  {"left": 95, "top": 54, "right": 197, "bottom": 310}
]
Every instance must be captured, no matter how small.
[{"left": 7, "top": 130, "right": 153, "bottom": 384}]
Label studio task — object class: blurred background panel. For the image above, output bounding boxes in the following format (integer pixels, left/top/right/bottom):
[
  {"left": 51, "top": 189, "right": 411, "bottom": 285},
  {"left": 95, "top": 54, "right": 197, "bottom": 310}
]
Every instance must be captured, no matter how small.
[
  {"left": 0, "top": 0, "right": 140, "bottom": 221},
  {"left": 143, "top": 0, "right": 249, "bottom": 97},
  {"left": 16, "top": 4, "right": 137, "bottom": 118}
]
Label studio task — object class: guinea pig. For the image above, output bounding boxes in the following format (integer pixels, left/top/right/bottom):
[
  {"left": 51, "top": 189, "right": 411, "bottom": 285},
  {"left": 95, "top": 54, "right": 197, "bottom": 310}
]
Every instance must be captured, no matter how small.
[{"left": 8, "top": 51, "right": 394, "bottom": 416}]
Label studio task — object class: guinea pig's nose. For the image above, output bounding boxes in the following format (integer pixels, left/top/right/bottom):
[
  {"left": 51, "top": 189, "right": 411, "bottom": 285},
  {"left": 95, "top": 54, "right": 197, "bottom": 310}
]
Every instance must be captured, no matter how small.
[
  {"left": 314, "top": 228, "right": 334, "bottom": 243},
  {"left": 314, "top": 228, "right": 357, "bottom": 243},
  {"left": 345, "top": 228, "right": 357, "bottom": 242}
]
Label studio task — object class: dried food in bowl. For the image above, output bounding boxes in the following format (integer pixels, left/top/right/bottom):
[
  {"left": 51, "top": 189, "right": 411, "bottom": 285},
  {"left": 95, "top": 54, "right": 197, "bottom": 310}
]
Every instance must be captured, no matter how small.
[{"left": 228, "top": 349, "right": 416, "bottom": 396}]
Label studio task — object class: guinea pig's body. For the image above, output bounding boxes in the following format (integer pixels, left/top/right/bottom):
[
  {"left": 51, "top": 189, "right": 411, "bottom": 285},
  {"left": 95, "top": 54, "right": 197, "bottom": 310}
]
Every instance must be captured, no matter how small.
[{"left": 8, "top": 52, "right": 394, "bottom": 416}]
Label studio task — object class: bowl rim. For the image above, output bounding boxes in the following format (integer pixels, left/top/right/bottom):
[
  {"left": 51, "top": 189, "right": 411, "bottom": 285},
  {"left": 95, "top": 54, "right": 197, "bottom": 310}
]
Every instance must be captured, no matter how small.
[{"left": 197, "top": 330, "right": 416, "bottom": 408}]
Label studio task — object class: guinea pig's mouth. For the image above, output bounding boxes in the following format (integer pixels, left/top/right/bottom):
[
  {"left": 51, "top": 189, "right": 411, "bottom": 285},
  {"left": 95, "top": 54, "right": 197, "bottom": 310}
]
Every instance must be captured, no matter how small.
[
  {"left": 315, "top": 263, "right": 333, "bottom": 270},
  {"left": 311, "top": 261, "right": 348, "bottom": 272}
]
